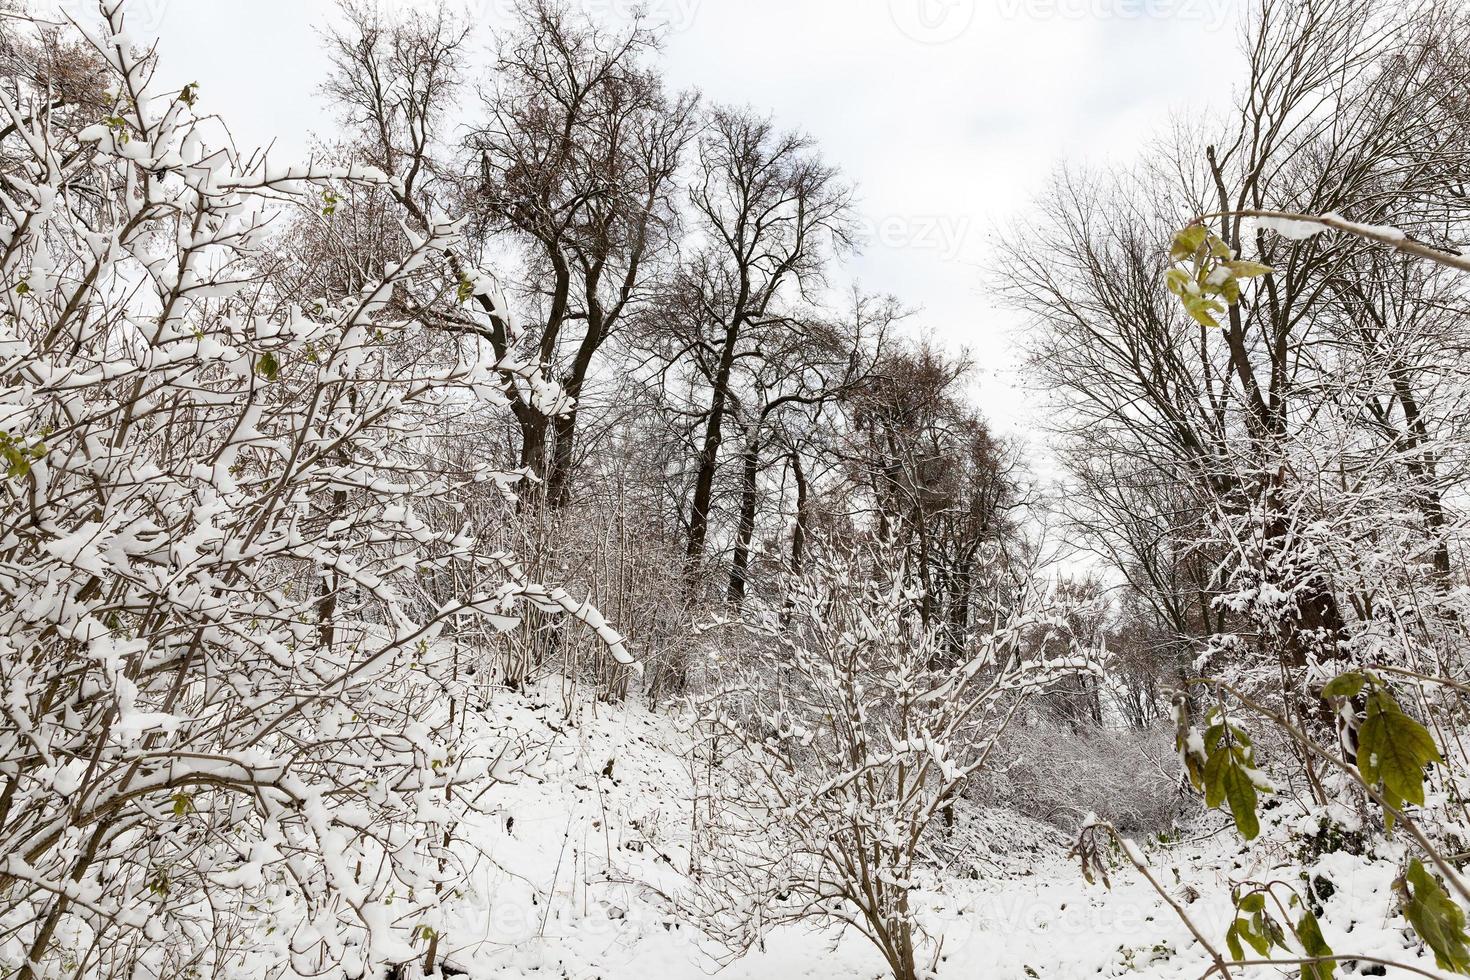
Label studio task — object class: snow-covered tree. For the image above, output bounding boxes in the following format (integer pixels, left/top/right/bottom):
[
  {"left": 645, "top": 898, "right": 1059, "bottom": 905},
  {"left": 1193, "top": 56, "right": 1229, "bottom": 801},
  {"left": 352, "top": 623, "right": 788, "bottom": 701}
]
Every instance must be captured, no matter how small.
[
  {"left": 688, "top": 544, "right": 1094, "bottom": 980},
  {"left": 0, "top": 4, "right": 629, "bottom": 976}
]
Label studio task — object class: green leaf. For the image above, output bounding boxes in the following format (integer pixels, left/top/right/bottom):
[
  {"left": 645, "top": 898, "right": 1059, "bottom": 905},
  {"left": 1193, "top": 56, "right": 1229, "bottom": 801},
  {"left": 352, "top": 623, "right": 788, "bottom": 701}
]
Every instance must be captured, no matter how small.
[
  {"left": 1198, "top": 718, "right": 1269, "bottom": 841},
  {"left": 1359, "top": 692, "right": 1440, "bottom": 808},
  {"left": 1227, "top": 260, "right": 1274, "bottom": 279},
  {"left": 1183, "top": 295, "right": 1223, "bottom": 328},
  {"left": 1, "top": 431, "right": 43, "bottom": 481},
  {"left": 1296, "top": 909, "right": 1334, "bottom": 980},
  {"left": 256, "top": 352, "right": 280, "bottom": 381},
  {"left": 104, "top": 115, "right": 131, "bottom": 144},
  {"left": 1203, "top": 742, "right": 1229, "bottom": 809},
  {"left": 1170, "top": 225, "right": 1208, "bottom": 261},
  {"left": 1404, "top": 860, "right": 1470, "bottom": 974},
  {"left": 1321, "top": 672, "right": 1365, "bottom": 699},
  {"left": 1226, "top": 920, "right": 1245, "bottom": 961},
  {"left": 1178, "top": 722, "right": 1207, "bottom": 792},
  {"left": 1265, "top": 914, "right": 1288, "bottom": 951},
  {"left": 1222, "top": 759, "right": 1260, "bottom": 840},
  {"left": 1204, "top": 722, "right": 1227, "bottom": 753},
  {"left": 1236, "top": 916, "right": 1270, "bottom": 956}
]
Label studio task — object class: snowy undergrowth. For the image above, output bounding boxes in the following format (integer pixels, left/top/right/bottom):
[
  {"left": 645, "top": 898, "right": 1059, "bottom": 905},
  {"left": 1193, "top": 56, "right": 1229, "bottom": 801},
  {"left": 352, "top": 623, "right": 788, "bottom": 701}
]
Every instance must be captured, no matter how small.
[
  {"left": 414, "top": 681, "right": 1461, "bottom": 979},
  {"left": 429, "top": 680, "right": 697, "bottom": 978}
]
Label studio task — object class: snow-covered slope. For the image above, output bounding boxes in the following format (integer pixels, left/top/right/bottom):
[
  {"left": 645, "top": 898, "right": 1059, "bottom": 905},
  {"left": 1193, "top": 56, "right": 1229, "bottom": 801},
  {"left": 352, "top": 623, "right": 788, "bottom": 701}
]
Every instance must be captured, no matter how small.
[
  {"left": 430, "top": 681, "right": 1086, "bottom": 979},
  {"left": 433, "top": 682, "right": 697, "bottom": 978},
  {"left": 426, "top": 682, "right": 1456, "bottom": 980}
]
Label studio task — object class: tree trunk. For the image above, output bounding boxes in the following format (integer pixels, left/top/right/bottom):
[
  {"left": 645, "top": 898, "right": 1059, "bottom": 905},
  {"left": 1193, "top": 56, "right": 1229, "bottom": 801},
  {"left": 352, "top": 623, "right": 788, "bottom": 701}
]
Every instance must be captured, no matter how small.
[
  {"left": 685, "top": 317, "right": 742, "bottom": 588},
  {"left": 944, "top": 547, "right": 974, "bottom": 656},
  {"left": 727, "top": 425, "right": 761, "bottom": 606},
  {"left": 316, "top": 486, "right": 349, "bottom": 648},
  {"left": 1390, "top": 364, "right": 1452, "bottom": 581},
  {"left": 790, "top": 450, "right": 809, "bottom": 578},
  {"left": 545, "top": 286, "right": 608, "bottom": 509},
  {"left": 547, "top": 407, "right": 578, "bottom": 508},
  {"left": 517, "top": 408, "right": 549, "bottom": 500}
]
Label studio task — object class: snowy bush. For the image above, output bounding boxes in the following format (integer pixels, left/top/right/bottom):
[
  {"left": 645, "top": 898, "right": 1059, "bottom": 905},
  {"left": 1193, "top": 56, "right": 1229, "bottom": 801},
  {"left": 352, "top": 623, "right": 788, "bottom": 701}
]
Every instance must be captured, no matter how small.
[
  {"left": 687, "top": 545, "right": 1096, "bottom": 980},
  {"left": 0, "top": 4, "right": 629, "bottom": 977},
  {"left": 978, "top": 719, "right": 1183, "bottom": 835}
]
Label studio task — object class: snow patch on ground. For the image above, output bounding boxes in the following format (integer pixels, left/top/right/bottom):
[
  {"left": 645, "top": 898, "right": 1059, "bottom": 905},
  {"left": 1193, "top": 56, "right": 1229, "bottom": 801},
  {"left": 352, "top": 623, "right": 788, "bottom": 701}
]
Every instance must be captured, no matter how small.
[{"left": 424, "top": 682, "right": 1456, "bottom": 979}]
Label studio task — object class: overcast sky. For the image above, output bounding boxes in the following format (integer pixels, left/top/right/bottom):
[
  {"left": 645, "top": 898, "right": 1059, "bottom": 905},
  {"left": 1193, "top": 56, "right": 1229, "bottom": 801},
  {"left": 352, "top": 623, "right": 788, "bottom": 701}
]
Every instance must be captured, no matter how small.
[{"left": 126, "top": 0, "right": 1244, "bottom": 440}]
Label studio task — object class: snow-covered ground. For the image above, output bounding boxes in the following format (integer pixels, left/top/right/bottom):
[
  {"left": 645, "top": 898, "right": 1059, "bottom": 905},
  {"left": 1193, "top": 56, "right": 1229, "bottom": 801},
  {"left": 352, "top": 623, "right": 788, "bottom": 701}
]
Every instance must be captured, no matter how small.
[{"left": 430, "top": 681, "right": 1456, "bottom": 979}]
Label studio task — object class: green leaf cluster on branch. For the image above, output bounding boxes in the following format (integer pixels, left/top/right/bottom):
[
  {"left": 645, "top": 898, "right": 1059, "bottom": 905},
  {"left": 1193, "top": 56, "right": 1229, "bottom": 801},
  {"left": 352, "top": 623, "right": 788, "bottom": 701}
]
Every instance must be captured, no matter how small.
[
  {"left": 1164, "top": 224, "right": 1272, "bottom": 328},
  {"left": 1172, "top": 670, "right": 1470, "bottom": 976},
  {"left": 1177, "top": 703, "right": 1272, "bottom": 841},
  {"left": 1323, "top": 672, "right": 1441, "bottom": 832},
  {"left": 1224, "top": 888, "right": 1334, "bottom": 980}
]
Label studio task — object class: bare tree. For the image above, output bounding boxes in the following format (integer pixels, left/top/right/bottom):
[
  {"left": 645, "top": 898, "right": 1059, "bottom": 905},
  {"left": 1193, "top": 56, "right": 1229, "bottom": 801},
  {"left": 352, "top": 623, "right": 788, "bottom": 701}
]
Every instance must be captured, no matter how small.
[
  {"left": 662, "top": 107, "right": 855, "bottom": 591},
  {"left": 847, "top": 343, "right": 1028, "bottom": 651},
  {"left": 321, "top": 1, "right": 568, "bottom": 477},
  {"left": 466, "top": 0, "right": 697, "bottom": 504},
  {"left": 723, "top": 292, "right": 892, "bottom": 607}
]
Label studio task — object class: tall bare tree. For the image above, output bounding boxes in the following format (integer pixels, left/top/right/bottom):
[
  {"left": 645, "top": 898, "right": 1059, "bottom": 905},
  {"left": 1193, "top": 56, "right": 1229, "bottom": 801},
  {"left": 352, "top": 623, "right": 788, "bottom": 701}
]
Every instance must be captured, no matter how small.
[
  {"left": 1003, "top": 0, "right": 1470, "bottom": 746},
  {"left": 722, "top": 292, "right": 892, "bottom": 606},
  {"left": 658, "top": 107, "right": 854, "bottom": 590},
  {"left": 466, "top": 0, "right": 697, "bottom": 504}
]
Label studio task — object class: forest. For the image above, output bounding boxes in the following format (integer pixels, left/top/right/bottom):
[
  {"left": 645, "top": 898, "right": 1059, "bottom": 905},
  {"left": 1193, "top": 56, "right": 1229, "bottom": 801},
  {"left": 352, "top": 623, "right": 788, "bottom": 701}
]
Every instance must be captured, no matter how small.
[{"left": 3, "top": 0, "right": 1470, "bottom": 977}]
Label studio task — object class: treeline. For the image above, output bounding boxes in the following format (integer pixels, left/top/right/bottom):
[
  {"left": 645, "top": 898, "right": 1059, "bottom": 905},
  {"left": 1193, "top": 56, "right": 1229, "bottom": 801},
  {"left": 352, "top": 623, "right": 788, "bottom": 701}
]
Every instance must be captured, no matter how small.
[
  {"left": 305, "top": 0, "right": 1032, "bottom": 695},
  {"left": 1004, "top": 0, "right": 1470, "bottom": 779}
]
